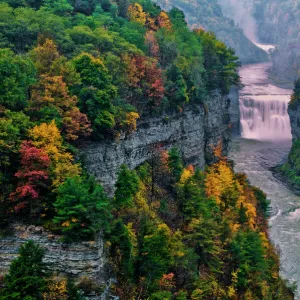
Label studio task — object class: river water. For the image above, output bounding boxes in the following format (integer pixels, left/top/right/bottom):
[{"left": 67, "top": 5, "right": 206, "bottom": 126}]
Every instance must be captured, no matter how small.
[{"left": 229, "top": 46, "right": 300, "bottom": 297}]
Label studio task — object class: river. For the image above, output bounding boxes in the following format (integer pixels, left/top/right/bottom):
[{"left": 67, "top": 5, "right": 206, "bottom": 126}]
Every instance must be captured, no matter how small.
[{"left": 229, "top": 45, "right": 300, "bottom": 297}]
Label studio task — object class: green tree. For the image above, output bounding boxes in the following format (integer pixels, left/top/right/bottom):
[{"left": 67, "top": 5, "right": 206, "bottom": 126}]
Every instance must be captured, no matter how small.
[
  {"left": 149, "top": 291, "right": 172, "bottom": 299},
  {"left": 0, "top": 240, "right": 47, "bottom": 300},
  {"left": 168, "top": 147, "right": 183, "bottom": 182},
  {"left": 229, "top": 230, "right": 268, "bottom": 290},
  {"left": 53, "top": 176, "right": 111, "bottom": 240},
  {"left": 165, "top": 64, "right": 189, "bottom": 108},
  {"left": 139, "top": 223, "right": 174, "bottom": 289},
  {"left": 73, "top": 53, "right": 117, "bottom": 139},
  {"left": 114, "top": 164, "right": 140, "bottom": 208},
  {"left": 0, "top": 49, "right": 36, "bottom": 110},
  {"left": 42, "top": 0, "right": 73, "bottom": 16}
]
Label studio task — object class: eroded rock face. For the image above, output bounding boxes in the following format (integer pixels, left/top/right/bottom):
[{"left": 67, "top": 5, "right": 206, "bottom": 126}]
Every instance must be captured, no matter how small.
[
  {"left": 289, "top": 105, "right": 300, "bottom": 140},
  {"left": 228, "top": 86, "right": 240, "bottom": 136},
  {"left": 0, "top": 224, "right": 107, "bottom": 285},
  {"left": 83, "top": 92, "right": 231, "bottom": 194}
]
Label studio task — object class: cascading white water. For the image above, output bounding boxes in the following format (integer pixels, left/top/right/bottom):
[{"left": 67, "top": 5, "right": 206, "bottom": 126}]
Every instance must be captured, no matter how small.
[
  {"left": 239, "top": 60, "right": 292, "bottom": 141},
  {"left": 240, "top": 94, "right": 292, "bottom": 140}
]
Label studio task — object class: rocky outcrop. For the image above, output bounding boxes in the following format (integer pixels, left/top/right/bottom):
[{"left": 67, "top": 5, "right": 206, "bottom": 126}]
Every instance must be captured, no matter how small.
[
  {"left": 228, "top": 86, "right": 240, "bottom": 136},
  {"left": 289, "top": 104, "right": 300, "bottom": 140},
  {"left": 83, "top": 92, "right": 231, "bottom": 194},
  {"left": 0, "top": 224, "right": 108, "bottom": 297}
]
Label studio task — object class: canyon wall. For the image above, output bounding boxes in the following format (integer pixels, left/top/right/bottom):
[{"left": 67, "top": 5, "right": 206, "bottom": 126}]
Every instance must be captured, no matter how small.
[
  {"left": 0, "top": 224, "right": 110, "bottom": 299},
  {"left": 289, "top": 104, "right": 300, "bottom": 140},
  {"left": 83, "top": 92, "right": 231, "bottom": 194},
  {"left": 228, "top": 86, "right": 240, "bottom": 136}
]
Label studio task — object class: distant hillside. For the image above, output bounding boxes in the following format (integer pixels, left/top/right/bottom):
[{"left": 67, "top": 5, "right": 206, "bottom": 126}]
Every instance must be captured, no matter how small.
[
  {"left": 254, "top": 0, "right": 300, "bottom": 86},
  {"left": 152, "top": 0, "right": 268, "bottom": 63}
]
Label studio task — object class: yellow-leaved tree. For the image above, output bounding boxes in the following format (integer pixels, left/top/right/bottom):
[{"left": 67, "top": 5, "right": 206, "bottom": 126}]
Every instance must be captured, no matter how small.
[
  {"left": 29, "top": 120, "right": 80, "bottom": 188},
  {"left": 127, "top": 3, "right": 147, "bottom": 25}
]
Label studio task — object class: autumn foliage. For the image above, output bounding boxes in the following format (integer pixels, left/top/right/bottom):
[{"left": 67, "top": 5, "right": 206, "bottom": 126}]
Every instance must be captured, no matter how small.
[{"left": 10, "top": 141, "right": 50, "bottom": 215}]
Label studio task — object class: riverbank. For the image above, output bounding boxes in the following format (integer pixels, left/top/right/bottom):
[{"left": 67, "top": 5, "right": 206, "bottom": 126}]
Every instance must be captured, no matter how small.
[{"left": 229, "top": 138, "right": 300, "bottom": 297}]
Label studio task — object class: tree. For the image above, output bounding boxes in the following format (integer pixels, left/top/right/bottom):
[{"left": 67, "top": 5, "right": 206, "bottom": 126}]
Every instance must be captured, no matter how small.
[
  {"left": 69, "top": 0, "right": 98, "bottom": 15},
  {"left": 9, "top": 141, "right": 50, "bottom": 217},
  {"left": 140, "top": 224, "right": 174, "bottom": 289},
  {"left": 125, "top": 55, "right": 164, "bottom": 112},
  {"left": 53, "top": 176, "right": 111, "bottom": 240},
  {"left": 30, "top": 74, "right": 92, "bottom": 141},
  {"left": 229, "top": 230, "right": 268, "bottom": 291},
  {"left": 62, "top": 107, "right": 92, "bottom": 141},
  {"left": 145, "top": 30, "right": 159, "bottom": 58},
  {"left": 30, "top": 39, "right": 80, "bottom": 85},
  {"left": 114, "top": 164, "right": 140, "bottom": 208},
  {"left": 30, "top": 75, "right": 77, "bottom": 111},
  {"left": 42, "top": 0, "right": 74, "bottom": 16},
  {"left": 29, "top": 120, "right": 81, "bottom": 188},
  {"left": 0, "top": 49, "right": 36, "bottom": 110},
  {"left": 157, "top": 11, "right": 172, "bottom": 30},
  {"left": 0, "top": 240, "right": 47, "bottom": 300},
  {"left": 168, "top": 8, "right": 186, "bottom": 27},
  {"left": 127, "top": 3, "right": 147, "bottom": 25},
  {"left": 165, "top": 64, "right": 189, "bottom": 108},
  {"left": 30, "top": 38, "right": 60, "bottom": 75},
  {"left": 168, "top": 147, "right": 183, "bottom": 182},
  {"left": 73, "top": 53, "right": 117, "bottom": 138}
]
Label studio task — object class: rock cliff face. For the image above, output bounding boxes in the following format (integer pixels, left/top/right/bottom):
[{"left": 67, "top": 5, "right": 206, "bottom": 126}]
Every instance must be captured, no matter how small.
[
  {"left": 228, "top": 86, "right": 240, "bottom": 136},
  {"left": 83, "top": 92, "right": 231, "bottom": 194},
  {"left": 0, "top": 224, "right": 108, "bottom": 298},
  {"left": 289, "top": 104, "right": 300, "bottom": 140}
]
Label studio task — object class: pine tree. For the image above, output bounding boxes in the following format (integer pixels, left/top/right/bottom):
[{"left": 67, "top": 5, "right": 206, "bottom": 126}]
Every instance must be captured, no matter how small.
[
  {"left": 114, "top": 164, "right": 140, "bottom": 208},
  {"left": 53, "top": 176, "right": 111, "bottom": 240},
  {"left": 0, "top": 240, "right": 47, "bottom": 300},
  {"left": 168, "top": 147, "right": 183, "bottom": 182}
]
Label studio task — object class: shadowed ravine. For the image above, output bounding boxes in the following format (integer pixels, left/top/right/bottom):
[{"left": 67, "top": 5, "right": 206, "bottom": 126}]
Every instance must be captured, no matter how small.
[{"left": 229, "top": 44, "right": 300, "bottom": 297}]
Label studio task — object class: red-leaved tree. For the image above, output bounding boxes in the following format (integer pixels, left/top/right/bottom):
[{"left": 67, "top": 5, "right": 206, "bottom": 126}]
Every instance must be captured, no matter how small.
[
  {"left": 126, "top": 55, "right": 164, "bottom": 112},
  {"left": 10, "top": 141, "right": 50, "bottom": 218}
]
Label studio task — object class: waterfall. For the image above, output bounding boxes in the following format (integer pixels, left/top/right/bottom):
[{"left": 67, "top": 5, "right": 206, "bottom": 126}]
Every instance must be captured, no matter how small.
[
  {"left": 240, "top": 94, "right": 292, "bottom": 140},
  {"left": 238, "top": 62, "right": 292, "bottom": 141}
]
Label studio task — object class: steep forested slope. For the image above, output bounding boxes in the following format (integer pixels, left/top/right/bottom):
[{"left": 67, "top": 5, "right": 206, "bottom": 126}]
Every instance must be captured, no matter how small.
[
  {"left": 253, "top": 0, "right": 300, "bottom": 85},
  {"left": 283, "top": 79, "right": 300, "bottom": 189},
  {"left": 152, "top": 0, "right": 268, "bottom": 63},
  {"left": 0, "top": 0, "right": 240, "bottom": 229}
]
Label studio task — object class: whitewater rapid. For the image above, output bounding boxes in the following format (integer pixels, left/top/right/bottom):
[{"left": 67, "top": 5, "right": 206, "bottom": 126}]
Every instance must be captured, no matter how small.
[{"left": 230, "top": 44, "right": 300, "bottom": 298}]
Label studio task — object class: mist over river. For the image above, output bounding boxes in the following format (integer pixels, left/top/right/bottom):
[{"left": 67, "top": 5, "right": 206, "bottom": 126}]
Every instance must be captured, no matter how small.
[{"left": 229, "top": 46, "right": 300, "bottom": 297}]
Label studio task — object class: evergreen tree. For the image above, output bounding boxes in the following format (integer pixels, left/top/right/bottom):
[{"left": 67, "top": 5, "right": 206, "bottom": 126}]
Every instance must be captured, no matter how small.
[
  {"left": 53, "top": 176, "right": 111, "bottom": 240},
  {"left": 0, "top": 241, "right": 47, "bottom": 300},
  {"left": 168, "top": 147, "right": 183, "bottom": 182},
  {"left": 114, "top": 164, "right": 140, "bottom": 208},
  {"left": 165, "top": 64, "right": 189, "bottom": 108},
  {"left": 0, "top": 49, "right": 36, "bottom": 110}
]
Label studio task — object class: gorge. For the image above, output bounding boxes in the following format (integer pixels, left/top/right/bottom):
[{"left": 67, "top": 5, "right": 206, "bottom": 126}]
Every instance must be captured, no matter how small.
[
  {"left": 223, "top": 3, "right": 300, "bottom": 296},
  {"left": 0, "top": 0, "right": 299, "bottom": 299}
]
